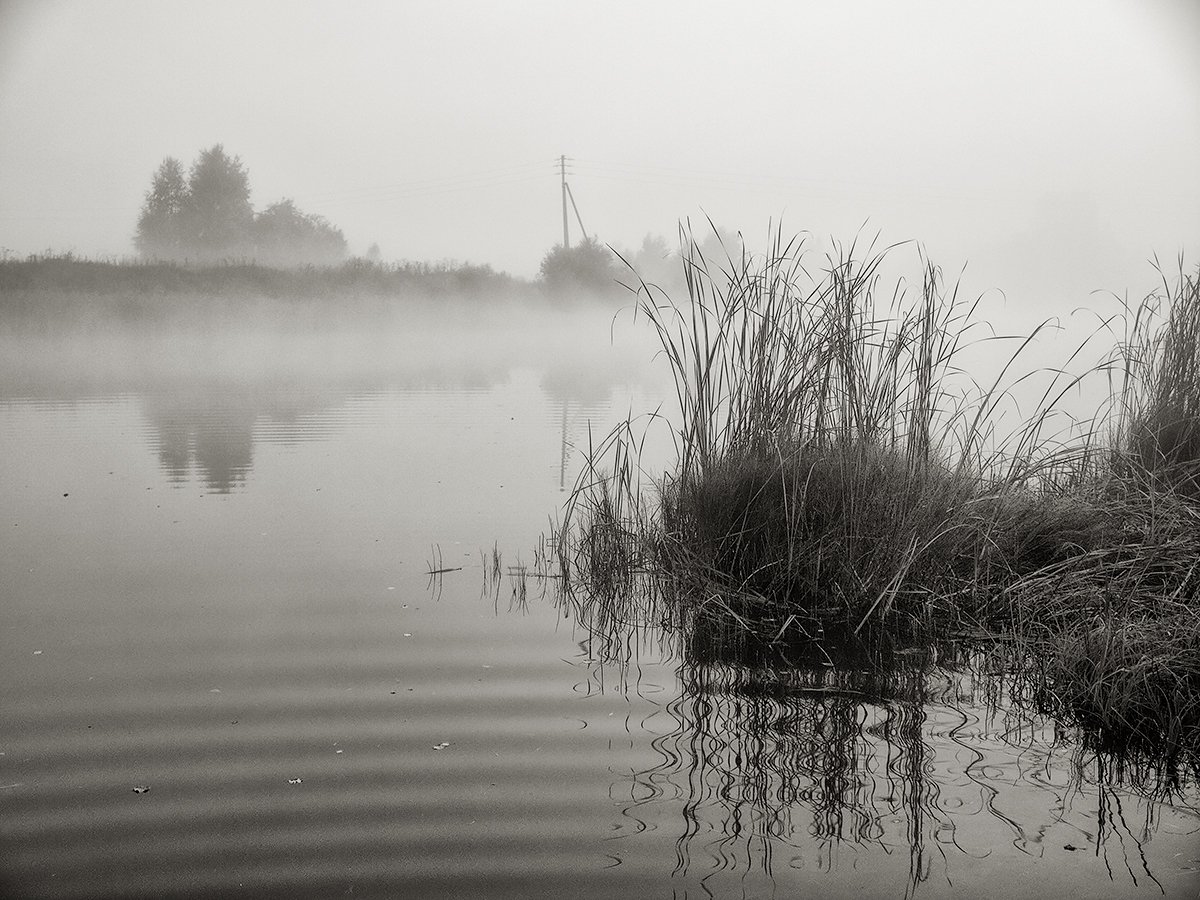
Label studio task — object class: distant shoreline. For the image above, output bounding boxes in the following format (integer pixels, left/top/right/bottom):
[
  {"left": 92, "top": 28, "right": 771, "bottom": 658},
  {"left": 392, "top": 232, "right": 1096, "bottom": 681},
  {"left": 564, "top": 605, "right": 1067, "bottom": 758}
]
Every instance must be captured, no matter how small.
[
  {"left": 0, "top": 255, "right": 632, "bottom": 328},
  {"left": 0, "top": 254, "right": 525, "bottom": 298}
]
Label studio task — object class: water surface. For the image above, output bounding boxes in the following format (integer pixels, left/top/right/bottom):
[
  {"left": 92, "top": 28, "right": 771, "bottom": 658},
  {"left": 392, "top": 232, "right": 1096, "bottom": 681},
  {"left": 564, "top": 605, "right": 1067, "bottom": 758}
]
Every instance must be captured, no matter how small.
[{"left": 1, "top": 304, "right": 1196, "bottom": 898}]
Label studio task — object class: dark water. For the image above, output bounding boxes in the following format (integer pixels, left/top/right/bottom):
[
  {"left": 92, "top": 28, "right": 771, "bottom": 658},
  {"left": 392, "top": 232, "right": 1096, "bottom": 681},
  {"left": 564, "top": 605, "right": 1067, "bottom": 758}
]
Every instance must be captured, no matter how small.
[{"left": 1, "top": 307, "right": 1197, "bottom": 898}]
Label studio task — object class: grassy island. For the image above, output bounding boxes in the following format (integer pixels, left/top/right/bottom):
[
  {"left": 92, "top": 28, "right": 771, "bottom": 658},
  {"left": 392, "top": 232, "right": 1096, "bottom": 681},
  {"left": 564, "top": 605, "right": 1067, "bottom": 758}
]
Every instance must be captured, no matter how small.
[{"left": 551, "top": 228, "right": 1200, "bottom": 770}]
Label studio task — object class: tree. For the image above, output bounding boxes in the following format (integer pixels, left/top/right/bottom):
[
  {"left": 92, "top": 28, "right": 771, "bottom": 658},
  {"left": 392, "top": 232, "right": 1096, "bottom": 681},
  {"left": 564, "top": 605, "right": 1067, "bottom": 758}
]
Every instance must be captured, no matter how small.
[
  {"left": 181, "top": 144, "right": 254, "bottom": 262},
  {"left": 538, "top": 237, "right": 619, "bottom": 293},
  {"left": 253, "top": 198, "right": 347, "bottom": 267},
  {"left": 133, "top": 145, "right": 349, "bottom": 267},
  {"left": 135, "top": 157, "right": 187, "bottom": 260}
]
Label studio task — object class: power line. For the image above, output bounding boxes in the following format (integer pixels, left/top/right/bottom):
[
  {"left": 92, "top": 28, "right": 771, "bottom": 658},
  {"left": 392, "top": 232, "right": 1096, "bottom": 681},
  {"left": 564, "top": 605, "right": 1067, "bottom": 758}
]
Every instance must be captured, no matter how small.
[
  {"left": 303, "top": 160, "right": 553, "bottom": 206},
  {"left": 316, "top": 171, "right": 553, "bottom": 209}
]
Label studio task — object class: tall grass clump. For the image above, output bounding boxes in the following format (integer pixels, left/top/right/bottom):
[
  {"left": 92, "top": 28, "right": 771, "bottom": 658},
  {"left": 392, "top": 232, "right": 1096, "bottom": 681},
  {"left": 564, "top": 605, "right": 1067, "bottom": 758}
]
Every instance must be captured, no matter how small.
[
  {"left": 1112, "top": 263, "right": 1200, "bottom": 499},
  {"left": 560, "top": 225, "right": 1100, "bottom": 636},
  {"left": 552, "top": 225, "right": 1200, "bottom": 761},
  {"left": 1005, "top": 263, "right": 1200, "bottom": 758}
]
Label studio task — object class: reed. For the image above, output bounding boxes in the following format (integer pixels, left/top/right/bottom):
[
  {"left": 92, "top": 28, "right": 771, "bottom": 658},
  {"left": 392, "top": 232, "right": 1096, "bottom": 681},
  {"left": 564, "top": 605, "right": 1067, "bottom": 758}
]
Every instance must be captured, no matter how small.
[
  {"left": 552, "top": 225, "right": 1200, "bottom": 762},
  {"left": 564, "top": 225, "right": 1096, "bottom": 625},
  {"left": 1111, "top": 261, "right": 1200, "bottom": 498}
]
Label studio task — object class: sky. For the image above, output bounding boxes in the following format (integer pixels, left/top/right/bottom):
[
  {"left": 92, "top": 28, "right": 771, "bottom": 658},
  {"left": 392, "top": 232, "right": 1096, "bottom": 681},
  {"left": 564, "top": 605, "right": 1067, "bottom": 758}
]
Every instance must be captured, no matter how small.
[{"left": 0, "top": 0, "right": 1197, "bottom": 298}]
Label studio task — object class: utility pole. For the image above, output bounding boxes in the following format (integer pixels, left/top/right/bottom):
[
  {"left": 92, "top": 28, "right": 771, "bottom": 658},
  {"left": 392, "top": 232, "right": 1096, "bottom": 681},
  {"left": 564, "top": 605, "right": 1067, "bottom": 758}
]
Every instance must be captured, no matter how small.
[
  {"left": 565, "top": 182, "right": 589, "bottom": 243},
  {"left": 559, "top": 154, "right": 570, "bottom": 249}
]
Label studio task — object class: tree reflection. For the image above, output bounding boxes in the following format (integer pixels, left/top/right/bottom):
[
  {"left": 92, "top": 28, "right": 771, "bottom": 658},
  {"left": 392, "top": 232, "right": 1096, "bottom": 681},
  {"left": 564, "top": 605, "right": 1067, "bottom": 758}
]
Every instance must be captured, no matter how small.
[
  {"left": 0, "top": 310, "right": 654, "bottom": 495},
  {"left": 145, "top": 393, "right": 258, "bottom": 492}
]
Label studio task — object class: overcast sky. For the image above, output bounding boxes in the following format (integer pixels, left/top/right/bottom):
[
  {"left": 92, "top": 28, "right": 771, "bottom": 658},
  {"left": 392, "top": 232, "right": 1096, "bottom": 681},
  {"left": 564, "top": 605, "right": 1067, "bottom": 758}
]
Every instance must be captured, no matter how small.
[{"left": 0, "top": 0, "right": 1196, "bottom": 297}]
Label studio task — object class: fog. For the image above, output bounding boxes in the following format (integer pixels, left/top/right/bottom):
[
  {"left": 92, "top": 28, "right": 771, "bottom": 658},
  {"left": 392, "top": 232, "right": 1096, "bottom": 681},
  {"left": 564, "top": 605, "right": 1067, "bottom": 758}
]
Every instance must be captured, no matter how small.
[
  {"left": 1, "top": 0, "right": 1196, "bottom": 308},
  {"left": 1, "top": 0, "right": 1197, "bottom": 460}
]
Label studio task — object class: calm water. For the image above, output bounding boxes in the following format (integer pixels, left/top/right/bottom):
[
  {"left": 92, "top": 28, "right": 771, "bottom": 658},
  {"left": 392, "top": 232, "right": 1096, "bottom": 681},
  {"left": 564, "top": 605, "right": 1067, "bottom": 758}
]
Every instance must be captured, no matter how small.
[{"left": 1, "top": 305, "right": 1197, "bottom": 899}]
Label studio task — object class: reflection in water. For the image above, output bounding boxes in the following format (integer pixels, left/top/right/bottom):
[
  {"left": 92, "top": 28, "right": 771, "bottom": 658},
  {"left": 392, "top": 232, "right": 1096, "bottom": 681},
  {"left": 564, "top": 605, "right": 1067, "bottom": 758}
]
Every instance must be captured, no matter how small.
[
  {"left": 658, "top": 650, "right": 988, "bottom": 894},
  {"left": 140, "top": 384, "right": 361, "bottom": 493},
  {"left": 552, "top": 587, "right": 1200, "bottom": 897},
  {"left": 147, "top": 392, "right": 259, "bottom": 492},
  {"left": 0, "top": 308, "right": 662, "bottom": 495},
  {"left": 138, "top": 387, "right": 620, "bottom": 496}
]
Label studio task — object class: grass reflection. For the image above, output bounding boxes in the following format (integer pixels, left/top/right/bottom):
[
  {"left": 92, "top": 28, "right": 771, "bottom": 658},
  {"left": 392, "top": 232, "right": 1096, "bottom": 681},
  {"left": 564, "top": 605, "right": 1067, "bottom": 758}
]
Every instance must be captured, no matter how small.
[{"left": 585, "top": 612, "right": 1191, "bottom": 893}]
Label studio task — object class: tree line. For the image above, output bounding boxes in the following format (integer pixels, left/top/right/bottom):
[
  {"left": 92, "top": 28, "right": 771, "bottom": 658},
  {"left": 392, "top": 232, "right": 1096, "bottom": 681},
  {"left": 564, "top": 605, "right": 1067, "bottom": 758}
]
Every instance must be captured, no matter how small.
[
  {"left": 538, "top": 228, "right": 743, "bottom": 295},
  {"left": 135, "top": 145, "right": 347, "bottom": 267}
]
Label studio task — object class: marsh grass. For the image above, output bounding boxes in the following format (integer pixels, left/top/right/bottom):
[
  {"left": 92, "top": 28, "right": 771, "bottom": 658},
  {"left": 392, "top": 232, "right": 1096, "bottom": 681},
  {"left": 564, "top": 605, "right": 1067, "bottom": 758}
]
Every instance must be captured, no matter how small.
[
  {"left": 1113, "top": 262, "right": 1200, "bottom": 499},
  {"left": 0, "top": 253, "right": 517, "bottom": 298},
  {"left": 0, "top": 254, "right": 530, "bottom": 333},
  {"left": 550, "top": 224, "right": 1200, "bottom": 765}
]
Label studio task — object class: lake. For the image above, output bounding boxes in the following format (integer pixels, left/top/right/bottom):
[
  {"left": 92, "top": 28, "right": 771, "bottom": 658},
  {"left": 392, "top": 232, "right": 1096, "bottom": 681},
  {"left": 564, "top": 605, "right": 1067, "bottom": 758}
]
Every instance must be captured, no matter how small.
[{"left": 1, "top": 301, "right": 1197, "bottom": 898}]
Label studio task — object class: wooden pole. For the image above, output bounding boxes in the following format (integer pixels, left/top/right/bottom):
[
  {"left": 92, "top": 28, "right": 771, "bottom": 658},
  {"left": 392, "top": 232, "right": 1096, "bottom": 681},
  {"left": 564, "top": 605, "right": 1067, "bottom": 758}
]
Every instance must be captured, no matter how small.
[{"left": 559, "top": 155, "right": 570, "bottom": 249}]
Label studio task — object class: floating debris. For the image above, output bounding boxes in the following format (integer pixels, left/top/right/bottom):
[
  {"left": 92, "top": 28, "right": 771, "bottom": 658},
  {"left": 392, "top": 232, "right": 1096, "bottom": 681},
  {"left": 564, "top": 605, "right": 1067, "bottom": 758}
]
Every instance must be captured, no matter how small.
[
  {"left": 432, "top": 742, "right": 450, "bottom": 751},
  {"left": 288, "top": 778, "right": 302, "bottom": 785},
  {"left": 132, "top": 785, "right": 150, "bottom": 794}
]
